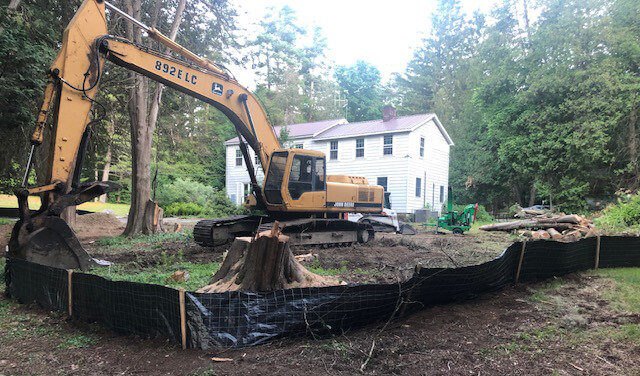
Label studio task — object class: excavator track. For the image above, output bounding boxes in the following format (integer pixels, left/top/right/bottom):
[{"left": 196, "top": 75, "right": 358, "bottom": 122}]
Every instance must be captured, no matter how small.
[
  {"left": 271, "top": 218, "right": 374, "bottom": 247},
  {"left": 193, "top": 215, "right": 264, "bottom": 247},
  {"left": 195, "top": 216, "right": 374, "bottom": 248}
]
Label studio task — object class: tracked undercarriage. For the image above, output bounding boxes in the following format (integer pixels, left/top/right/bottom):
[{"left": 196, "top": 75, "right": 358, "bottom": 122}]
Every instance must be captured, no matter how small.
[{"left": 194, "top": 215, "right": 375, "bottom": 248}]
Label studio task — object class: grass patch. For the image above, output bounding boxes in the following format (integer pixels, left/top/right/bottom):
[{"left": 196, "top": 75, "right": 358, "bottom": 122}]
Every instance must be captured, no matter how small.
[
  {"left": 57, "top": 334, "right": 100, "bottom": 349},
  {"left": 307, "top": 263, "right": 347, "bottom": 276},
  {"left": 92, "top": 258, "right": 220, "bottom": 291},
  {"left": 528, "top": 278, "right": 566, "bottom": 304},
  {"left": 0, "top": 194, "right": 130, "bottom": 216},
  {"left": 305, "top": 260, "right": 382, "bottom": 277},
  {"left": 96, "top": 231, "right": 193, "bottom": 248},
  {"left": 488, "top": 324, "right": 567, "bottom": 355},
  {"left": 594, "top": 268, "right": 640, "bottom": 312},
  {"left": 615, "top": 324, "right": 640, "bottom": 345},
  {"left": 0, "top": 218, "right": 14, "bottom": 225}
]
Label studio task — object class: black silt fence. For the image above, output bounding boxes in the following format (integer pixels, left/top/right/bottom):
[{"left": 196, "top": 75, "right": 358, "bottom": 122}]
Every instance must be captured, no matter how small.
[{"left": 4, "top": 236, "right": 640, "bottom": 349}]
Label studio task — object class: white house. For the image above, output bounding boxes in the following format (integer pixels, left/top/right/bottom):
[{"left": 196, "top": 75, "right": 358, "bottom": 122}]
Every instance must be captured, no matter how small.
[{"left": 224, "top": 107, "right": 454, "bottom": 214}]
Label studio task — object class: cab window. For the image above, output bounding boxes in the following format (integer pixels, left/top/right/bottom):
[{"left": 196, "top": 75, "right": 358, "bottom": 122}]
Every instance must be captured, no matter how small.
[
  {"left": 264, "top": 151, "right": 288, "bottom": 204},
  {"left": 288, "top": 155, "right": 325, "bottom": 200}
]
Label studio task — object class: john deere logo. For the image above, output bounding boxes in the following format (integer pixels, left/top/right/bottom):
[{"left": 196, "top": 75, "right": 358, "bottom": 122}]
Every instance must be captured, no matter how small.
[{"left": 212, "top": 82, "right": 223, "bottom": 96}]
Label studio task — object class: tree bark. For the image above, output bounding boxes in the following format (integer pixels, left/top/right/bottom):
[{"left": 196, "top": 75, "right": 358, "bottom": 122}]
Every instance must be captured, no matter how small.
[
  {"left": 99, "top": 122, "right": 114, "bottom": 203},
  {"left": 123, "top": 0, "right": 186, "bottom": 235}
]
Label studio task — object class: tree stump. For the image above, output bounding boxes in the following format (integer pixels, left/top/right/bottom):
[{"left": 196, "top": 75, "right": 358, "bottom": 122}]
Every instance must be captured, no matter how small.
[
  {"left": 198, "top": 223, "right": 337, "bottom": 292},
  {"left": 143, "top": 199, "right": 165, "bottom": 234}
]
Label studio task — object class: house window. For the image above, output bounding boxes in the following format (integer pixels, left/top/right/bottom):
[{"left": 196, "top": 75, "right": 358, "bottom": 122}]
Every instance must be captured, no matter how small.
[
  {"left": 295, "top": 143, "right": 304, "bottom": 149},
  {"left": 330, "top": 141, "right": 338, "bottom": 160},
  {"left": 383, "top": 135, "right": 393, "bottom": 155},
  {"left": 420, "top": 137, "right": 425, "bottom": 157},
  {"left": 356, "top": 138, "right": 364, "bottom": 158},
  {"left": 416, "top": 178, "right": 422, "bottom": 197},
  {"left": 235, "top": 149, "right": 242, "bottom": 166},
  {"left": 440, "top": 185, "right": 444, "bottom": 203},
  {"left": 377, "top": 177, "right": 388, "bottom": 192},
  {"left": 243, "top": 183, "right": 251, "bottom": 201}
]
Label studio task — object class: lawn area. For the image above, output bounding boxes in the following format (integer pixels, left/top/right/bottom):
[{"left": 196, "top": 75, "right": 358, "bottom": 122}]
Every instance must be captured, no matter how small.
[{"left": 0, "top": 194, "right": 130, "bottom": 216}]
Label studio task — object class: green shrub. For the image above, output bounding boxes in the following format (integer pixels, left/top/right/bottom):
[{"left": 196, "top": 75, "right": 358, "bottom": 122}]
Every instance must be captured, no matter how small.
[
  {"left": 165, "top": 202, "right": 205, "bottom": 216},
  {"left": 157, "top": 178, "right": 246, "bottom": 218},
  {"left": 594, "top": 192, "right": 640, "bottom": 232}
]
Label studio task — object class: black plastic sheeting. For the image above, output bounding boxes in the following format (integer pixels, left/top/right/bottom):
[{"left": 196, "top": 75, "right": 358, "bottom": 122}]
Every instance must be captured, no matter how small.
[{"left": 5, "top": 236, "right": 640, "bottom": 349}]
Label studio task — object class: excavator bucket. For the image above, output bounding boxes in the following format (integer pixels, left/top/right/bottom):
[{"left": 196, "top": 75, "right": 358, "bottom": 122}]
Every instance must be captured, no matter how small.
[
  {"left": 398, "top": 221, "right": 417, "bottom": 235},
  {"left": 9, "top": 216, "right": 97, "bottom": 271},
  {"left": 8, "top": 182, "right": 119, "bottom": 271}
]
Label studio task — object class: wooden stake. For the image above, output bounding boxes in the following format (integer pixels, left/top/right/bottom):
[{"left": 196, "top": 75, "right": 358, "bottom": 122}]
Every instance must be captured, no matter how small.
[
  {"left": 67, "top": 269, "right": 73, "bottom": 317},
  {"left": 515, "top": 241, "right": 527, "bottom": 284},
  {"left": 595, "top": 235, "right": 601, "bottom": 270},
  {"left": 179, "top": 288, "right": 187, "bottom": 350}
]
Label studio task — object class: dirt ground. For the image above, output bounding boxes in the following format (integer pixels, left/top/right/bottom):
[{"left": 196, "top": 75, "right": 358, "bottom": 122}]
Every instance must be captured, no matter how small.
[
  {"left": 2, "top": 217, "right": 640, "bottom": 375},
  {"left": 1, "top": 271, "right": 638, "bottom": 376},
  {"left": 83, "top": 222, "right": 515, "bottom": 285}
]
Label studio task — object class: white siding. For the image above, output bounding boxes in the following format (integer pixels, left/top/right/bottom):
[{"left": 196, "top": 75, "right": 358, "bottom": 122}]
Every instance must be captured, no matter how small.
[
  {"left": 404, "top": 120, "right": 450, "bottom": 213},
  {"left": 312, "top": 134, "right": 412, "bottom": 213}
]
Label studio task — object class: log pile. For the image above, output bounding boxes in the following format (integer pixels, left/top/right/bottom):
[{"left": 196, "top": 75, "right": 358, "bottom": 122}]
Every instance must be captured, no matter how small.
[
  {"left": 480, "top": 214, "right": 599, "bottom": 242},
  {"left": 197, "top": 222, "right": 338, "bottom": 293}
]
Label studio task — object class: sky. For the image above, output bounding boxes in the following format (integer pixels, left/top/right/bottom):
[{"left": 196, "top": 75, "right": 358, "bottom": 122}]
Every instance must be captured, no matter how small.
[{"left": 229, "top": 0, "right": 500, "bottom": 87}]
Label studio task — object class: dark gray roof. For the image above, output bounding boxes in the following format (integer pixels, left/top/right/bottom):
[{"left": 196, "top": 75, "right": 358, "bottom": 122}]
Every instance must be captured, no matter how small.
[
  {"left": 315, "top": 113, "right": 453, "bottom": 145},
  {"left": 225, "top": 118, "right": 347, "bottom": 145}
]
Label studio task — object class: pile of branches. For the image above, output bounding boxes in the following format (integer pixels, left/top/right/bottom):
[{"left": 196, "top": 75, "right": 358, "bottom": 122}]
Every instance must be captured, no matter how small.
[{"left": 480, "top": 214, "right": 598, "bottom": 242}]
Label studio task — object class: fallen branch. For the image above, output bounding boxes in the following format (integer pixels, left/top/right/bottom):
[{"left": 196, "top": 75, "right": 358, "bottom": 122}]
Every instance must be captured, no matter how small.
[{"left": 360, "top": 339, "right": 376, "bottom": 373}]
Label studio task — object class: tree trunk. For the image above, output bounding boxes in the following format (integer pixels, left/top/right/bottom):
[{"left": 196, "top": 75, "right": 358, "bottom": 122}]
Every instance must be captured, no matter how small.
[
  {"left": 198, "top": 223, "right": 337, "bottom": 292},
  {"left": 99, "top": 122, "right": 113, "bottom": 203},
  {"left": 628, "top": 99, "right": 638, "bottom": 185},
  {"left": 528, "top": 184, "right": 536, "bottom": 207},
  {"left": 123, "top": 0, "right": 185, "bottom": 236},
  {"left": 522, "top": 0, "right": 532, "bottom": 45}
]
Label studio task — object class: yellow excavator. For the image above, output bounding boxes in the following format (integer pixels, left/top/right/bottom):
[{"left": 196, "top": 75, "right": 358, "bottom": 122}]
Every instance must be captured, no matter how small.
[{"left": 8, "top": 0, "right": 384, "bottom": 271}]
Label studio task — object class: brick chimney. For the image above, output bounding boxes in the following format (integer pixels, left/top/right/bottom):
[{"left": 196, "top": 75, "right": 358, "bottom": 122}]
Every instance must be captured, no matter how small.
[{"left": 383, "top": 105, "right": 397, "bottom": 122}]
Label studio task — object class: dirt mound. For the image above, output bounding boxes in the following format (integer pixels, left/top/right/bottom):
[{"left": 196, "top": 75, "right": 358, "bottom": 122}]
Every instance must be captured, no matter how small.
[{"left": 74, "top": 212, "right": 124, "bottom": 239}]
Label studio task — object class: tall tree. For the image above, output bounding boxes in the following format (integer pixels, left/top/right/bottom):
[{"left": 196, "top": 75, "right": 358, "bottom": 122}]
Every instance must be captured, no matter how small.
[
  {"left": 334, "top": 60, "right": 384, "bottom": 122},
  {"left": 249, "top": 6, "right": 340, "bottom": 125}
]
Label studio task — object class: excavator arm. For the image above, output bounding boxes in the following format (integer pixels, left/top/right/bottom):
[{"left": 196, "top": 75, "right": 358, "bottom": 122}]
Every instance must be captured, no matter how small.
[{"left": 9, "top": 0, "right": 280, "bottom": 270}]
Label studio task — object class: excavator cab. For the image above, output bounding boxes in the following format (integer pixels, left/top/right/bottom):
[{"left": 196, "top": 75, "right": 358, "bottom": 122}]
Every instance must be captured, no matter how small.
[{"left": 263, "top": 149, "right": 326, "bottom": 208}]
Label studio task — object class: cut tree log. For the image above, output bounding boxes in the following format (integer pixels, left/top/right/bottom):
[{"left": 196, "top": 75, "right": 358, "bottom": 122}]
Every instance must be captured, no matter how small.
[
  {"left": 535, "top": 215, "right": 582, "bottom": 224},
  {"left": 563, "top": 230, "right": 582, "bottom": 242},
  {"left": 547, "top": 228, "right": 563, "bottom": 240},
  {"left": 479, "top": 221, "right": 572, "bottom": 232},
  {"left": 197, "top": 223, "right": 337, "bottom": 293},
  {"left": 531, "top": 230, "right": 551, "bottom": 240}
]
